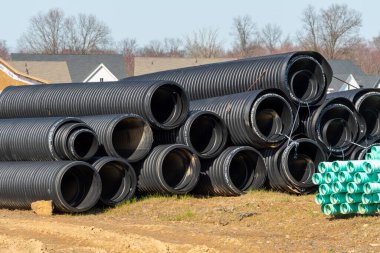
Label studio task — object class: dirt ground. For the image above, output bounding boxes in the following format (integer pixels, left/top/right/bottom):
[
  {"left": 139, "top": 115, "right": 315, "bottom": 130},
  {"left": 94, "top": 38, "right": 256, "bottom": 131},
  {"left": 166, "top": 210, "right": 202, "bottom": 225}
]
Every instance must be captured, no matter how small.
[{"left": 0, "top": 191, "right": 378, "bottom": 253}]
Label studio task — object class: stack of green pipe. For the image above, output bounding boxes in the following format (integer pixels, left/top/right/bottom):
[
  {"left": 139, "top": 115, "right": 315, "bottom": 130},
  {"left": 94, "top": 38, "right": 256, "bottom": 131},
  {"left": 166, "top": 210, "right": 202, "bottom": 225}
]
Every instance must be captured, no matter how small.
[{"left": 313, "top": 149, "right": 380, "bottom": 215}]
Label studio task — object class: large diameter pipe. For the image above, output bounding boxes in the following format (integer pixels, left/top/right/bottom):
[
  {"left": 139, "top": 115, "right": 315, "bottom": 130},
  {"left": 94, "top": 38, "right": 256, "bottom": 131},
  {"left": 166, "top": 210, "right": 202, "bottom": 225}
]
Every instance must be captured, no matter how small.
[
  {"left": 135, "top": 144, "right": 201, "bottom": 194},
  {"left": 303, "top": 97, "right": 365, "bottom": 158},
  {"left": 0, "top": 117, "right": 98, "bottom": 161},
  {"left": 263, "top": 137, "right": 326, "bottom": 194},
  {"left": 153, "top": 111, "right": 228, "bottom": 159},
  {"left": 193, "top": 146, "right": 267, "bottom": 196},
  {"left": 0, "top": 161, "right": 101, "bottom": 213},
  {"left": 0, "top": 80, "right": 189, "bottom": 130},
  {"left": 190, "top": 89, "right": 296, "bottom": 148},
  {"left": 80, "top": 114, "right": 153, "bottom": 162},
  {"left": 92, "top": 157, "right": 137, "bottom": 206},
  {"left": 126, "top": 51, "right": 332, "bottom": 106}
]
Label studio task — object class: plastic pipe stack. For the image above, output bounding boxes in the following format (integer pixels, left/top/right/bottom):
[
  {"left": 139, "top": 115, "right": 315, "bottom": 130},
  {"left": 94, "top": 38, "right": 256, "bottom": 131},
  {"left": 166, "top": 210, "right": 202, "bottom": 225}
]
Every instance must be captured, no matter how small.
[{"left": 313, "top": 146, "right": 380, "bottom": 215}]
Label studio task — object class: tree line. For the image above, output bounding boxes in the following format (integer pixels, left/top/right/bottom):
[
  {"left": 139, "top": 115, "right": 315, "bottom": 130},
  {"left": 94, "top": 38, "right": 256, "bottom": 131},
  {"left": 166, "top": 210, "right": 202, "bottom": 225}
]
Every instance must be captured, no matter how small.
[{"left": 1, "top": 4, "right": 380, "bottom": 75}]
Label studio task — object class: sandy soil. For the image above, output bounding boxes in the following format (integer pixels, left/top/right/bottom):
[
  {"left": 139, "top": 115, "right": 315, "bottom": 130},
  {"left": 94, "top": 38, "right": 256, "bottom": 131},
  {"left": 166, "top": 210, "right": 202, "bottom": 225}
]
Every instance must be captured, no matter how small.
[{"left": 0, "top": 191, "right": 378, "bottom": 253}]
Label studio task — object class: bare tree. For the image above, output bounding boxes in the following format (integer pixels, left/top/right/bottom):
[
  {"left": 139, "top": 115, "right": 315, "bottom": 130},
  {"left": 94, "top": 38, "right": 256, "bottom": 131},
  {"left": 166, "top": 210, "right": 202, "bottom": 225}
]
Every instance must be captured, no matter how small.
[
  {"left": 119, "top": 38, "right": 138, "bottom": 76},
  {"left": 64, "top": 14, "right": 112, "bottom": 54},
  {"left": 298, "top": 5, "right": 319, "bottom": 51},
  {"left": 0, "top": 40, "right": 10, "bottom": 60},
  {"left": 18, "top": 8, "right": 113, "bottom": 54},
  {"left": 231, "top": 15, "right": 256, "bottom": 57},
  {"left": 18, "top": 8, "right": 66, "bottom": 54},
  {"left": 163, "top": 38, "right": 184, "bottom": 57},
  {"left": 139, "top": 40, "right": 166, "bottom": 57},
  {"left": 260, "top": 24, "right": 283, "bottom": 53},
  {"left": 185, "top": 28, "right": 223, "bottom": 58},
  {"left": 298, "top": 4, "right": 362, "bottom": 59}
]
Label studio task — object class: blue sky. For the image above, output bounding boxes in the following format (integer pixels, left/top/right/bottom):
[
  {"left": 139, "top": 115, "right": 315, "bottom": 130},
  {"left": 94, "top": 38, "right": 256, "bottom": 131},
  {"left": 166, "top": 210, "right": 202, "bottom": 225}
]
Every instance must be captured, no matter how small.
[{"left": 2, "top": 0, "right": 379, "bottom": 51}]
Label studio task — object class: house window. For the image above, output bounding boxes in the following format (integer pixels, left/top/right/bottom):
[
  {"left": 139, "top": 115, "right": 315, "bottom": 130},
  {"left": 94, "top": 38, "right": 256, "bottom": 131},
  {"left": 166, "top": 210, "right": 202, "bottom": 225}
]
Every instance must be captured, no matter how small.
[{"left": 100, "top": 78, "right": 104, "bottom": 82}]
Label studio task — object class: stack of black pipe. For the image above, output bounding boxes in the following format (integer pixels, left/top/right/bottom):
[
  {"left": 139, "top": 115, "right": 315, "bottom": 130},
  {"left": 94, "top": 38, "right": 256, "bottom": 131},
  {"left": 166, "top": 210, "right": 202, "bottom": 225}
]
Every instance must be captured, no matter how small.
[{"left": 0, "top": 50, "right": 377, "bottom": 213}]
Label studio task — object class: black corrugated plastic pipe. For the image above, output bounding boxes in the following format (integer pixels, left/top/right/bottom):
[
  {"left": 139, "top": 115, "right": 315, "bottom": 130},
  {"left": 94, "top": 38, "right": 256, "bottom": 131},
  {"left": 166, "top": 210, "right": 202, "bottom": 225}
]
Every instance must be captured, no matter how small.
[
  {"left": 135, "top": 144, "right": 200, "bottom": 194},
  {"left": 190, "top": 89, "right": 296, "bottom": 148},
  {"left": 302, "top": 96, "right": 366, "bottom": 158},
  {"left": 328, "top": 89, "right": 380, "bottom": 139},
  {"left": 263, "top": 137, "right": 326, "bottom": 194},
  {"left": 92, "top": 157, "right": 137, "bottom": 206},
  {"left": 0, "top": 80, "right": 189, "bottom": 130},
  {"left": 349, "top": 137, "right": 380, "bottom": 160},
  {"left": 80, "top": 114, "right": 153, "bottom": 162},
  {"left": 0, "top": 161, "right": 101, "bottom": 213},
  {"left": 153, "top": 111, "right": 228, "bottom": 159},
  {"left": 193, "top": 146, "right": 267, "bottom": 196},
  {"left": 0, "top": 117, "right": 98, "bottom": 161},
  {"left": 125, "top": 51, "right": 332, "bottom": 106}
]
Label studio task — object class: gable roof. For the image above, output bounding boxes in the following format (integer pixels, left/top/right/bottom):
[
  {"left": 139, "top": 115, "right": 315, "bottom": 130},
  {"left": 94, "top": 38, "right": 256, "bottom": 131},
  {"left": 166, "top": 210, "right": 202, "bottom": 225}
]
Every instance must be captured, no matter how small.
[
  {"left": 9, "top": 61, "right": 71, "bottom": 83},
  {"left": 328, "top": 59, "right": 366, "bottom": 76},
  {"left": 11, "top": 54, "right": 127, "bottom": 82},
  {"left": 0, "top": 58, "right": 47, "bottom": 91},
  {"left": 134, "top": 57, "right": 237, "bottom": 76}
]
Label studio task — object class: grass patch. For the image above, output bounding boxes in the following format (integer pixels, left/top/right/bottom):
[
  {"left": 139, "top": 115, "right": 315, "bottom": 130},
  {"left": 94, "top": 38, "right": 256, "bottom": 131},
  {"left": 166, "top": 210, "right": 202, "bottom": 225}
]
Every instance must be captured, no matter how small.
[{"left": 160, "top": 210, "right": 195, "bottom": 221}]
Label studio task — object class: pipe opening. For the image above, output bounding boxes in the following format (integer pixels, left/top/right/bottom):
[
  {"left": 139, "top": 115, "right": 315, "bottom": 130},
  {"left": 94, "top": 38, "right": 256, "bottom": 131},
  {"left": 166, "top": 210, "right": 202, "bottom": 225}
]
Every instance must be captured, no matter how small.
[
  {"left": 228, "top": 150, "right": 264, "bottom": 191},
  {"left": 322, "top": 118, "right": 352, "bottom": 148},
  {"left": 98, "top": 161, "right": 128, "bottom": 203},
  {"left": 71, "top": 130, "right": 98, "bottom": 160},
  {"left": 253, "top": 95, "right": 292, "bottom": 141},
  {"left": 150, "top": 84, "right": 187, "bottom": 127},
  {"left": 287, "top": 141, "right": 324, "bottom": 185},
  {"left": 161, "top": 148, "right": 195, "bottom": 189},
  {"left": 358, "top": 94, "right": 380, "bottom": 137},
  {"left": 112, "top": 117, "right": 152, "bottom": 161},
  {"left": 189, "top": 114, "right": 226, "bottom": 157},
  {"left": 287, "top": 57, "right": 324, "bottom": 103},
  {"left": 60, "top": 165, "right": 97, "bottom": 209}
]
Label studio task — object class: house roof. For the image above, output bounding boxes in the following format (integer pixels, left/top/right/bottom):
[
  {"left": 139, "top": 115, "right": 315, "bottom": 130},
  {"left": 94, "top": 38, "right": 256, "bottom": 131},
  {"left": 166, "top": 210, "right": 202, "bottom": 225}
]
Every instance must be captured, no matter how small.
[
  {"left": 9, "top": 61, "right": 71, "bottom": 83},
  {"left": 354, "top": 75, "right": 380, "bottom": 88},
  {"left": 11, "top": 54, "right": 127, "bottom": 82},
  {"left": 329, "top": 74, "right": 350, "bottom": 92},
  {"left": 0, "top": 58, "right": 47, "bottom": 91},
  {"left": 328, "top": 59, "right": 366, "bottom": 76},
  {"left": 134, "top": 57, "right": 237, "bottom": 76}
]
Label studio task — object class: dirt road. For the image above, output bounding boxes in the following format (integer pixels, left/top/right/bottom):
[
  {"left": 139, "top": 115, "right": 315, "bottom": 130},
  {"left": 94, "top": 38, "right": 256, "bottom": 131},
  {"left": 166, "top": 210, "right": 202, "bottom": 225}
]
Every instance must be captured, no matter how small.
[{"left": 0, "top": 191, "right": 378, "bottom": 253}]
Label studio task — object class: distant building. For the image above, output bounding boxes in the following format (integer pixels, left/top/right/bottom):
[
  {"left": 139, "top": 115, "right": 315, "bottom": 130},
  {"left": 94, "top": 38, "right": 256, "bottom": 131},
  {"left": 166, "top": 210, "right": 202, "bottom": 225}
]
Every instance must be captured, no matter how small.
[
  {"left": 133, "top": 57, "right": 236, "bottom": 76},
  {"left": 327, "top": 60, "right": 380, "bottom": 93},
  {"left": 0, "top": 58, "right": 47, "bottom": 91},
  {"left": 10, "top": 54, "right": 127, "bottom": 83}
]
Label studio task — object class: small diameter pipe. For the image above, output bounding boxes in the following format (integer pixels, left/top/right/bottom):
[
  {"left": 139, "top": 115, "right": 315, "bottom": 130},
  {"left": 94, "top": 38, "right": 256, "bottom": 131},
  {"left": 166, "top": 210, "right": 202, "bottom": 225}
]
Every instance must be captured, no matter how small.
[
  {"left": 345, "top": 193, "right": 363, "bottom": 203},
  {"left": 338, "top": 171, "right": 354, "bottom": 183},
  {"left": 330, "top": 193, "right": 347, "bottom": 204},
  {"left": 319, "top": 184, "right": 334, "bottom": 195},
  {"left": 325, "top": 172, "right": 339, "bottom": 184},
  {"left": 340, "top": 203, "right": 359, "bottom": 214},
  {"left": 354, "top": 172, "right": 380, "bottom": 184},
  {"left": 332, "top": 182, "right": 349, "bottom": 193},
  {"left": 315, "top": 194, "right": 331, "bottom": 205},
  {"left": 312, "top": 173, "right": 326, "bottom": 185},
  {"left": 332, "top": 161, "right": 349, "bottom": 172},
  {"left": 364, "top": 161, "right": 380, "bottom": 173},
  {"left": 322, "top": 204, "right": 341, "bottom": 215},
  {"left": 362, "top": 193, "right": 380, "bottom": 204},
  {"left": 347, "top": 183, "right": 365, "bottom": 194},
  {"left": 364, "top": 183, "right": 380, "bottom": 194},
  {"left": 318, "top": 162, "right": 334, "bottom": 173},
  {"left": 347, "top": 160, "right": 366, "bottom": 173},
  {"left": 358, "top": 203, "right": 380, "bottom": 214}
]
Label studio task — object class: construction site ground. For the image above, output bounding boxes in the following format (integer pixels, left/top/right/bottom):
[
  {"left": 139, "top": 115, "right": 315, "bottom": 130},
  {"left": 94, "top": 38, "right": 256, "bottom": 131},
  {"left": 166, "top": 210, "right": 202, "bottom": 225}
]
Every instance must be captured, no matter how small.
[{"left": 0, "top": 191, "right": 378, "bottom": 253}]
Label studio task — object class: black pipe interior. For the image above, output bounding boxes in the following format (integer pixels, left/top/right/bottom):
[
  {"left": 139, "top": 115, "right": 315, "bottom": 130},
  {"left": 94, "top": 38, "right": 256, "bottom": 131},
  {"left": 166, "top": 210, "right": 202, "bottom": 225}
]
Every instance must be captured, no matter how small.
[
  {"left": 72, "top": 130, "right": 98, "bottom": 159},
  {"left": 189, "top": 114, "right": 224, "bottom": 155},
  {"left": 228, "top": 150, "right": 265, "bottom": 191},
  {"left": 60, "top": 165, "right": 93, "bottom": 207},
  {"left": 254, "top": 96, "right": 292, "bottom": 139},
  {"left": 98, "top": 161, "right": 125, "bottom": 201},
  {"left": 162, "top": 149, "right": 193, "bottom": 188},
  {"left": 286, "top": 141, "right": 324, "bottom": 183},
  {"left": 359, "top": 95, "right": 380, "bottom": 136},
  {"left": 287, "top": 57, "right": 324, "bottom": 102},
  {"left": 112, "top": 117, "right": 148, "bottom": 158},
  {"left": 150, "top": 85, "right": 185, "bottom": 125}
]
